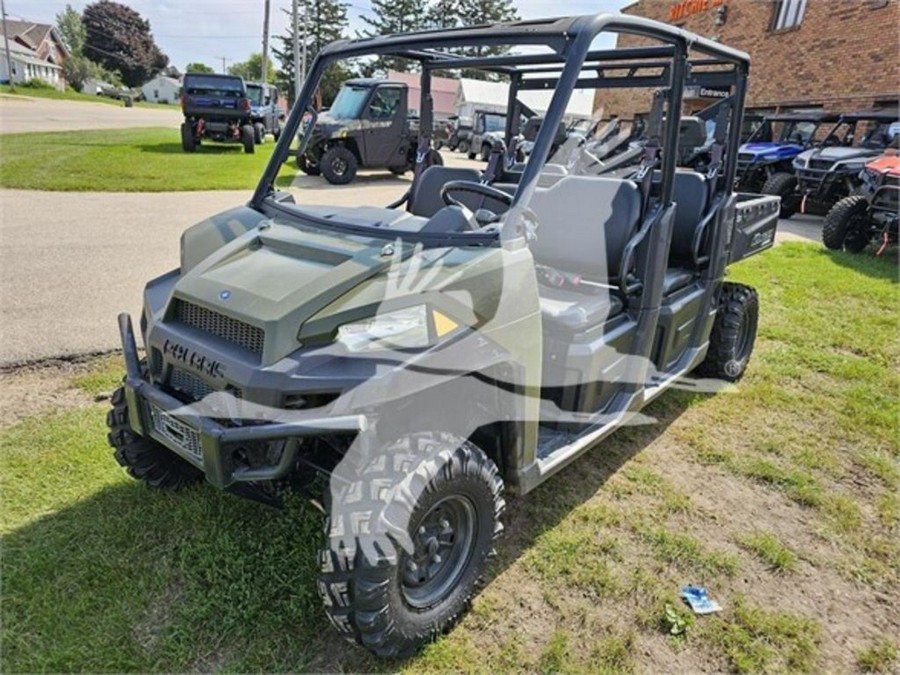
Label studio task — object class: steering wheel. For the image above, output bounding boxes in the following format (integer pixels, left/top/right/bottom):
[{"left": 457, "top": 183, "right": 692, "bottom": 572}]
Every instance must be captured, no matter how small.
[{"left": 440, "top": 180, "right": 514, "bottom": 210}]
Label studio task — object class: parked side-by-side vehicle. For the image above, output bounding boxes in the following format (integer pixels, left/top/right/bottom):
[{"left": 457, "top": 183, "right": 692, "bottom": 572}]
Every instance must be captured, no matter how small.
[
  {"left": 762, "top": 108, "right": 899, "bottom": 217},
  {"left": 180, "top": 73, "right": 256, "bottom": 153},
  {"left": 295, "top": 78, "right": 442, "bottom": 184},
  {"left": 735, "top": 111, "right": 839, "bottom": 194},
  {"left": 109, "top": 15, "right": 777, "bottom": 658}
]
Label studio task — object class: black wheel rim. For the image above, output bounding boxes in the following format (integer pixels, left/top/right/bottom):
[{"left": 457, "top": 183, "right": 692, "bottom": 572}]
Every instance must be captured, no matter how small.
[
  {"left": 844, "top": 213, "right": 869, "bottom": 251},
  {"left": 401, "top": 495, "right": 477, "bottom": 609},
  {"left": 331, "top": 157, "right": 347, "bottom": 176}
]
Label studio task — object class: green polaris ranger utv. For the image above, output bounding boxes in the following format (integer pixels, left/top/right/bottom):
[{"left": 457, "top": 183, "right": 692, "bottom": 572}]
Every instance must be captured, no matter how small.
[{"left": 108, "top": 15, "right": 778, "bottom": 658}]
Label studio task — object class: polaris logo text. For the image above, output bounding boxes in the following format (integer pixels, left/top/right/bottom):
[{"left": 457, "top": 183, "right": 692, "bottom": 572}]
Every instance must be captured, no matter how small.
[{"left": 163, "top": 340, "right": 226, "bottom": 379}]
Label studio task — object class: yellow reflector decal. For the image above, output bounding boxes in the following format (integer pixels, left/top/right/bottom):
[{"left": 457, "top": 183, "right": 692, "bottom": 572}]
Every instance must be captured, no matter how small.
[{"left": 432, "top": 310, "right": 458, "bottom": 337}]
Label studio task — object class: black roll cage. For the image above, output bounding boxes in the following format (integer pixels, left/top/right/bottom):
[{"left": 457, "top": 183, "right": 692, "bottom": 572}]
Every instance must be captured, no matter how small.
[{"left": 253, "top": 13, "right": 750, "bottom": 236}]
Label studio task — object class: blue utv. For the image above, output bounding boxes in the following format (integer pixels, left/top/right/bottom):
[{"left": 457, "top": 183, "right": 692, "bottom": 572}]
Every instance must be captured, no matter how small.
[{"left": 735, "top": 111, "right": 839, "bottom": 194}]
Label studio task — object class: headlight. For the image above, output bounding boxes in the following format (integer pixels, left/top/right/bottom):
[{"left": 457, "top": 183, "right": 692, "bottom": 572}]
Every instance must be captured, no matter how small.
[
  {"left": 792, "top": 158, "right": 804, "bottom": 169},
  {"left": 336, "top": 305, "right": 458, "bottom": 353},
  {"left": 838, "top": 162, "right": 865, "bottom": 173}
]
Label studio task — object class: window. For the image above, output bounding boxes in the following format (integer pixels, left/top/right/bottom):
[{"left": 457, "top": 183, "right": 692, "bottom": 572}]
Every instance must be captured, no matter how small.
[
  {"left": 770, "top": 0, "right": 807, "bottom": 31},
  {"left": 367, "top": 87, "right": 401, "bottom": 120}
]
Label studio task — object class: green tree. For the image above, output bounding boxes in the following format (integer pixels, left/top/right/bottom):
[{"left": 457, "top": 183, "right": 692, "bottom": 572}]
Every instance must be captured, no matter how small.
[
  {"left": 62, "top": 54, "right": 116, "bottom": 91},
  {"left": 55, "top": 4, "right": 86, "bottom": 55},
  {"left": 358, "top": 0, "right": 428, "bottom": 73},
  {"left": 228, "top": 53, "right": 276, "bottom": 83},
  {"left": 184, "top": 62, "right": 214, "bottom": 74},
  {"left": 455, "top": 0, "right": 518, "bottom": 79},
  {"left": 272, "top": 0, "right": 350, "bottom": 105},
  {"left": 82, "top": 1, "right": 169, "bottom": 87}
]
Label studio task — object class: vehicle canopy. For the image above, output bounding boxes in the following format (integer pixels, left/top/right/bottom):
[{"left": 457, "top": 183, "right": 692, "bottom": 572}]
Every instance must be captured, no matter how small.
[
  {"left": 739, "top": 111, "right": 841, "bottom": 161},
  {"left": 182, "top": 73, "right": 246, "bottom": 98},
  {"left": 326, "top": 79, "right": 407, "bottom": 121},
  {"left": 257, "top": 13, "right": 750, "bottom": 248}
]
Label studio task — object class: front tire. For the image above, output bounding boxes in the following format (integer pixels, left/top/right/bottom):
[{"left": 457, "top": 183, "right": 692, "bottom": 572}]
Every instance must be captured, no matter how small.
[
  {"left": 694, "top": 283, "right": 759, "bottom": 382},
  {"left": 253, "top": 122, "right": 266, "bottom": 145},
  {"left": 107, "top": 386, "right": 203, "bottom": 489},
  {"left": 321, "top": 145, "right": 358, "bottom": 185},
  {"left": 480, "top": 144, "right": 492, "bottom": 162},
  {"left": 762, "top": 172, "right": 799, "bottom": 219},
  {"left": 241, "top": 124, "right": 255, "bottom": 154},
  {"left": 822, "top": 195, "right": 870, "bottom": 252},
  {"left": 318, "top": 433, "right": 504, "bottom": 658}
]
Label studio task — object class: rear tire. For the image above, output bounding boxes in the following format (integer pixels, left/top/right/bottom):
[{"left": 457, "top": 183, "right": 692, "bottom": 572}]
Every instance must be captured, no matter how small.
[
  {"left": 321, "top": 145, "right": 358, "bottom": 185},
  {"left": 761, "top": 172, "right": 799, "bottom": 219},
  {"left": 318, "top": 433, "right": 504, "bottom": 658},
  {"left": 107, "top": 384, "right": 203, "bottom": 489},
  {"left": 458, "top": 140, "right": 469, "bottom": 155},
  {"left": 241, "top": 124, "right": 255, "bottom": 154},
  {"left": 180, "top": 122, "right": 196, "bottom": 152},
  {"left": 253, "top": 122, "right": 266, "bottom": 145},
  {"left": 822, "top": 195, "right": 870, "bottom": 252},
  {"left": 273, "top": 121, "right": 282, "bottom": 141},
  {"left": 694, "top": 283, "right": 759, "bottom": 382}
]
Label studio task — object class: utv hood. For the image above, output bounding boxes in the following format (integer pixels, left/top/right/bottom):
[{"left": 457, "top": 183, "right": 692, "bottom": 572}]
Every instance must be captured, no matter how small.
[
  {"left": 796, "top": 146, "right": 882, "bottom": 165},
  {"left": 739, "top": 142, "right": 804, "bottom": 161},
  {"left": 172, "top": 222, "right": 400, "bottom": 363}
]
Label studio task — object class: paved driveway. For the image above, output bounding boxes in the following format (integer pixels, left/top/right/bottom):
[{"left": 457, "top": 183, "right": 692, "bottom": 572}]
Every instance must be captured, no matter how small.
[
  {"left": 0, "top": 95, "right": 181, "bottom": 134},
  {"left": 0, "top": 175, "right": 821, "bottom": 367}
]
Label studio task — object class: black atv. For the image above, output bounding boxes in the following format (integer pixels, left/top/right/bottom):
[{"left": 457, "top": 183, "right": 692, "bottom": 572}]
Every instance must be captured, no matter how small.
[
  {"left": 762, "top": 108, "right": 899, "bottom": 218},
  {"left": 180, "top": 73, "right": 256, "bottom": 154},
  {"left": 296, "top": 78, "right": 442, "bottom": 184}
]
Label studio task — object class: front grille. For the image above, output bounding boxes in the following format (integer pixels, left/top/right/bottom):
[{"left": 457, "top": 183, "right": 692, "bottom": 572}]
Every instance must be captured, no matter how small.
[
  {"left": 737, "top": 152, "right": 754, "bottom": 168},
  {"left": 810, "top": 159, "right": 833, "bottom": 171},
  {"left": 170, "top": 367, "right": 216, "bottom": 401},
  {"left": 174, "top": 300, "right": 264, "bottom": 355},
  {"left": 149, "top": 404, "right": 202, "bottom": 459}
]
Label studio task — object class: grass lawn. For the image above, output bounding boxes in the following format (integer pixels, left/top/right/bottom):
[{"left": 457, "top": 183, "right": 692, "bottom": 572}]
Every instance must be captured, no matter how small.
[
  {"left": 1, "top": 243, "right": 898, "bottom": 672},
  {"left": 1, "top": 83, "right": 168, "bottom": 109},
  {"left": 0, "top": 127, "right": 297, "bottom": 192}
]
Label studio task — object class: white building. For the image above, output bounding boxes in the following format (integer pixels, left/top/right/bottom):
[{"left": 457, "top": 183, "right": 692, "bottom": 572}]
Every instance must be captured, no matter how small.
[
  {"left": 0, "top": 37, "right": 64, "bottom": 90},
  {"left": 141, "top": 75, "right": 181, "bottom": 104},
  {"left": 456, "top": 77, "right": 595, "bottom": 126}
]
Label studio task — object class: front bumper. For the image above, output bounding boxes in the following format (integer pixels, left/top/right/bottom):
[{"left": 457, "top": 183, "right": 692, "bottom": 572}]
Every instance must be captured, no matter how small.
[{"left": 118, "top": 313, "right": 366, "bottom": 489}]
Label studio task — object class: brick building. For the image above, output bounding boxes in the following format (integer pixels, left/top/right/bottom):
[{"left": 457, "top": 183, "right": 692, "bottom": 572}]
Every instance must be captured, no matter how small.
[{"left": 598, "top": 0, "right": 899, "bottom": 121}]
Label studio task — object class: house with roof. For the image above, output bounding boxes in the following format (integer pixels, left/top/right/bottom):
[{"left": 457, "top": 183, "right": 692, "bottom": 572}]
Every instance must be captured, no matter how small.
[
  {"left": 456, "top": 77, "right": 595, "bottom": 127},
  {"left": 141, "top": 75, "right": 181, "bottom": 104},
  {"left": 0, "top": 20, "right": 69, "bottom": 90}
]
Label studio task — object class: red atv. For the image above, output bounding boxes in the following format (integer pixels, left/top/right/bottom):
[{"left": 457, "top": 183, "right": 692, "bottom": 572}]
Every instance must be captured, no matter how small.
[{"left": 823, "top": 154, "right": 900, "bottom": 254}]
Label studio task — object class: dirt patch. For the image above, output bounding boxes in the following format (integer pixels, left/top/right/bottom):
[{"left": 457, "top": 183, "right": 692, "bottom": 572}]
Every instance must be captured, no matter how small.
[
  {"left": 132, "top": 580, "right": 184, "bottom": 652},
  {"left": 0, "top": 354, "right": 117, "bottom": 427}
]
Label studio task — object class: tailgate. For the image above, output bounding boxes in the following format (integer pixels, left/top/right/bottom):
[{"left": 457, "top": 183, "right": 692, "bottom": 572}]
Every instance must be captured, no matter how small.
[
  {"left": 728, "top": 193, "right": 780, "bottom": 264},
  {"left": 183, "top": 95, "right": 245, "bottom": 119}
]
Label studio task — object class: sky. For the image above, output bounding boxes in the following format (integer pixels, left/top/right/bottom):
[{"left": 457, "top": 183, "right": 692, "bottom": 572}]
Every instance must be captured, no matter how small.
[{"left": 7, "top": 0, "right": 631, "bottom": 72}]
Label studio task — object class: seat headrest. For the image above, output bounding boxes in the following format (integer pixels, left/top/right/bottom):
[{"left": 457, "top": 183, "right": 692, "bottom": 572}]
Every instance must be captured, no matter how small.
[
  {"left": 522, "top": 117, "right": 567, "bottom": 147},
  {"left": 678, "top": 116, "right": 708, "bottom": 149}
]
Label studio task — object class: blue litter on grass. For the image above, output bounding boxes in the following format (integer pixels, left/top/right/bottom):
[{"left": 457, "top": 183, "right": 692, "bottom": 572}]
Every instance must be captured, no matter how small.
[{"left": 681, "top": 586, "right": 723, "bottom": 614}]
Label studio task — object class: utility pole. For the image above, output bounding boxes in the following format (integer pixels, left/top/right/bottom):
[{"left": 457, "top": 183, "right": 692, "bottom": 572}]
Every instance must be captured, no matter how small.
[
  {"left": 261, "top": 0, "right": 270, "bottom": 82},
  {"left": 1, "top": 0, "right": 15, "bottom": 92},
  {"left": 301, "top": 2, "right": 308, "bottom": 86},
  {"left": 292, "top": 0, "right": 300, "bottom": 101},
  {"left": 215, "top": 56, "right": 230, "bottom": 73}
]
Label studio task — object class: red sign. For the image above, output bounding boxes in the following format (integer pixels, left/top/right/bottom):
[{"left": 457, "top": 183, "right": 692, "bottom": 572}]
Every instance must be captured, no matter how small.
[{"left": 668, "top": 0, "right": 726, "bottom": 23}]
